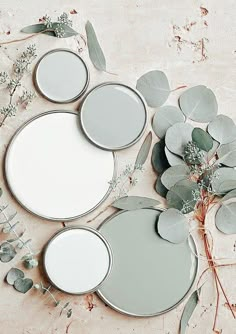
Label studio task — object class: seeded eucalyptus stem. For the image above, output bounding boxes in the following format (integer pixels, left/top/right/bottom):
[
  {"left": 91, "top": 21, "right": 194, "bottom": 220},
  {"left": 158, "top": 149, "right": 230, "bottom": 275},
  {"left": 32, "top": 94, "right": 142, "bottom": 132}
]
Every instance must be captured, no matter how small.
[
  {"left": 87, "top": 164, "right": 143, "bottom": 224},
  {"left": 0, "top": 44, "right": 37, "bottom": 127},
  {"left": 34, "top": 283, "right": 72, "bottom": 317},
  {"left": 0, "top": 83, "right": 18, "bottom": 127}
]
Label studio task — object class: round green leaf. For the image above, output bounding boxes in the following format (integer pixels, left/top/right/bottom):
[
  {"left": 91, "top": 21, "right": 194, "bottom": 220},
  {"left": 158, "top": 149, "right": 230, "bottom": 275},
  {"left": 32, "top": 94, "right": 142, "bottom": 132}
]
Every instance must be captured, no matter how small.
[
  {"left": 136, "top": 70, "right": 170, "bottom": 108},
  {"left": 6, "top": 268, "right": 24, "bottom": 285},
  {"left": 217, "top": 141, "right": 236, "bottom": 167},
  {"left": 0, "top": 242, "right": 16, "bottom": 263},
  {"left": 151, "top": 139, "right": 170, "bottom": 174},
  {"left": 165, "top": 123, "right": 193, "bottom": 157},
  {"left": 157, "top": 208, "right": 189, "bottom": 243},
  {"left": 179, "top": 85, "right": 218, "bottom": 122},
  {"left": 167, "top": 179, "right": 198, "bottom": 213},
  {"left": 192, "top": 128, "right": 213, "bottom": 152},
  {"left": 165, "top": 147, "right": 185, "bottom": 166},
  {"left": 222, "top": 189, "right": 236, "bottom": 202},
  {"left": 155, "top": 177, "right": 168, "bottom": 198},
  {"left": 152, "top": 105, "right": 185, "bottom": 139},
  {"left": 161, "top": 165, "right": 190, "bottom": 190},
  {"left": 216, "top": 203, "right": 236, "bottom": 234},
  {"left": 14, "top": 277, "right": 33, "bottom": 294},
  {"left": 208, "top": 115, "right": 236, "bottom": 144},
  {"left": 212, "top": 167, "right": 236, "bottom": 194}
]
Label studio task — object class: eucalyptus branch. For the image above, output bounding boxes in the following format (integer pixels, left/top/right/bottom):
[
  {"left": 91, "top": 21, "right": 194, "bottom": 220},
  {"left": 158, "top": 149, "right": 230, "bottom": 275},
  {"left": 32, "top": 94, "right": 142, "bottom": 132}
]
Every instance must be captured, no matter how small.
[
  {"left": 0, "top": 204, "right": 38, "bottom": 268},
  {"left": 34, "top": 283, "right": 72, "bottom": 318}
]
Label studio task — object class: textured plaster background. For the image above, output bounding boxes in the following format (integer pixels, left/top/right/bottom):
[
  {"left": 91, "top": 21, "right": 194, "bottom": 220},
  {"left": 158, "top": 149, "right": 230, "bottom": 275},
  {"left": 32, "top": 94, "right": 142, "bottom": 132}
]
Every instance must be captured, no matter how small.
[{"left": 0, "top": 1, "right": 236, "bottom": 333}]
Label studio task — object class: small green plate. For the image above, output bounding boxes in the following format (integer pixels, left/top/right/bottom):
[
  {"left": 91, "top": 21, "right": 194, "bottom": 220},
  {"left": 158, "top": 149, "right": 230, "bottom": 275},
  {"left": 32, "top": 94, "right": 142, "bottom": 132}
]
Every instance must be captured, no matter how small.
[
  {"left": 97, "top": 208, "right": 198, "bottom": 317},
  {"left": 80, "top": 82, "right": 147, "bottom": 151}
]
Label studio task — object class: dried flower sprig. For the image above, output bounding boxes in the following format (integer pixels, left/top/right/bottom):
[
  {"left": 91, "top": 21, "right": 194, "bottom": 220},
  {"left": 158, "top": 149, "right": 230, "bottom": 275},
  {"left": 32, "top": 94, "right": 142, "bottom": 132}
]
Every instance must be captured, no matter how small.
[
  {"left": 109, "top": 163, "right": 144, "bottom": 199},
  {"left": 0, "top": 44, "right": 37, "bottom": 127}
]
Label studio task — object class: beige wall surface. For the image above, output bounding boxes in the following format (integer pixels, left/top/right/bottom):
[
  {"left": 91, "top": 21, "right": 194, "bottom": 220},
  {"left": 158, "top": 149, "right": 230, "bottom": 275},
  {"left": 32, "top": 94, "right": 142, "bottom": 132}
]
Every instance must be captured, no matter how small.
[{"left": 0, "top": 1, "right": 236, "bottom": 333}]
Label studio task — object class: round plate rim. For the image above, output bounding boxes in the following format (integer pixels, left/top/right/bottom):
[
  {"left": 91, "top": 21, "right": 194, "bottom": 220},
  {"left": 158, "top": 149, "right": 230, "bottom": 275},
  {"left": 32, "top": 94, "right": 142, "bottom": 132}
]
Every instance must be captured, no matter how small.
[
  {"left": 34, "top": 48, "right": 90, "bottom": 104},
  {"left": 43, "top": 225, "right": 113, "bottom": 295},
  {"left": 96, "top": 208, "right": 199, "bottom": 317},
  {"left": 79, "top": 82, "right": 148, "bottom": 151},
  {"left": 4, "top": 110, "right": 117, "bottom": 222}
]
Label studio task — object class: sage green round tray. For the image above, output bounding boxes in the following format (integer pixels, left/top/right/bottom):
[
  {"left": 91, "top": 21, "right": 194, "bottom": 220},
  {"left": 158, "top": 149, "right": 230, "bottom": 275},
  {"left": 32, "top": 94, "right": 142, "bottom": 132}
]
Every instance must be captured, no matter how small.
[
  {"left": 80, "top": 82, "right": 147, "bottom": 150},
  {"left": 97, "top": 208, "right": 198, "bottom": 317}
]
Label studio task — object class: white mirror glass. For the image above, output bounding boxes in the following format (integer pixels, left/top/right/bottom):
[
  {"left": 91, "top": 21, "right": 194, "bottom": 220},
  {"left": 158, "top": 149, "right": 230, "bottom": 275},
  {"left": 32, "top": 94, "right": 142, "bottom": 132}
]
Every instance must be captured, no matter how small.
[
  {"left": 5, "top": 111, "right": 115, "bottom": 221},
  {"left": 44, "top": 227, "right": 112, "bottom": 294}
]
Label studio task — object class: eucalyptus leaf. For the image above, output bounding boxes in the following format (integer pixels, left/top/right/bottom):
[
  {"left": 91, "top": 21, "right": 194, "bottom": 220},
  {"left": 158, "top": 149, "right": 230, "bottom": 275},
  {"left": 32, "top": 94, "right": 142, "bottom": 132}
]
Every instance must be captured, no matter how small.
[
  {"left": 208, "top": 115, "right": 236, "bottom": 144},
  {"left": 216, "top": 203, "right": 236, "bottom": 234},
  {"left": 212, "top": 167, "right": 236, "bottom": 194},
  {"left": 222, "top": 189, "right": 236, "bottom": 202},
  {"left": 0, "top": 242, "right": 16, "bottom": 262},
  {"left": 165, "top": 123, "right": 193, "bottom": 157},
  {"left": 112, "top": 196, "right": 160, "bottom": 210},
  {"left": 164, "top": 147, "right": 185, "bottom": 166},
  {"left": 192, "top": 128, "right": 213, "bottom": 152},
  {"left": 152, "top": 105, "right": 185, "bottom": 139},
  {"left": 151, "top": 139, "right": 170, "bottom": 174},
  {"left": 6, "top": 268, "right": 24, "bottom": 285},
  {"left": 21, "top": 23, "right": 56, "bottom": 37},
  {"left": 161, "top": 165, "right": 190, "bottom": 190},
  {"left": 135, "top": 131, "right": 152, "bottom": 167},
  {"left": 14, "top": 277, "right": 33, "bottom": 294},
  {"left": 217, "top": 141, "right": 236, "bottom": 167},
  {"left": 85, "top": 21, "right": 106, "bottom": 71},
  {"left": 0, "top": 188, "right": 2, "bottom": 197},
  {"left": 157, "top": 208, "right": 189, "bottom": 243},
  {"left": 155, "top": 176, "right": 168, "bottom": 198},
  {"left": 21, "top": 23, "right": 47, "bottom": 34},
  {"left": 180, "top": 288, "right": 201, "bottom": 334},
  {"left": 167, "top": 179, "right": 198, "bottom": 213},
  {"left": 136, "top": 70, "right": 170, "bottom": 108},
  {"left": 179, "top": 85, "right": 218, "bottom": 122}
]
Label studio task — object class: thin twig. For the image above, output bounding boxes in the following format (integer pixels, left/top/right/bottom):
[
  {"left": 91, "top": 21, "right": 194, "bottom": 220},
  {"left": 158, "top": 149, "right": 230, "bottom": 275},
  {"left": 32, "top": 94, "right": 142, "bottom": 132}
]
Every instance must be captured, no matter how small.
[{"left": 0, "top": 30, "right": 51, "bottom": 45}]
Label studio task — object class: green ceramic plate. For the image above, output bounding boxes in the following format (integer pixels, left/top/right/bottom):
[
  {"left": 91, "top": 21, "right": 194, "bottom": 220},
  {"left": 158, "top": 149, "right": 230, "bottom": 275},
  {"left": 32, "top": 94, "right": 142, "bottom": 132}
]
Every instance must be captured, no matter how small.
[
  {"left": 97, "top": 208, "right": 198, "bottom": 317},
  {"left": 80, "top": 82, "right": 147, "bottom": 150}
]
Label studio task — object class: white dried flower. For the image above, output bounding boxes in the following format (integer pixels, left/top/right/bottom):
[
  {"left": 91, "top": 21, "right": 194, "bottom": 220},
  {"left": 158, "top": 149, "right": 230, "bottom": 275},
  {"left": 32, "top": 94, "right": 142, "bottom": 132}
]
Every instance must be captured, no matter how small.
[
  {"left": 54, "top": 24, "right": 65, "bottom": 38},
  {"left": 58, "top": 12, "right": 72, "bottom": 27}
]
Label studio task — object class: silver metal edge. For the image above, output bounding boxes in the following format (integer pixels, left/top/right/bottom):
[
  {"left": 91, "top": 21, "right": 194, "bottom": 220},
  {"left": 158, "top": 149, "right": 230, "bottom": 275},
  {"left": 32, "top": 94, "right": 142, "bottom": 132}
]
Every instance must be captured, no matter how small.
[
  {"left": 4, "top": 110, "right": 117, "bottom": 222},
  {"left": 43, "top": 225, "right": 113, "bottom": 295},
  {"left": 79, "top": 82, "right": 148, "bottom": 151},
  {"left": 34, "top": 48, "right": 90, "bottom": 104},
  {"left": 96, "top": 208, "right": 199, "bottom": 317}
]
